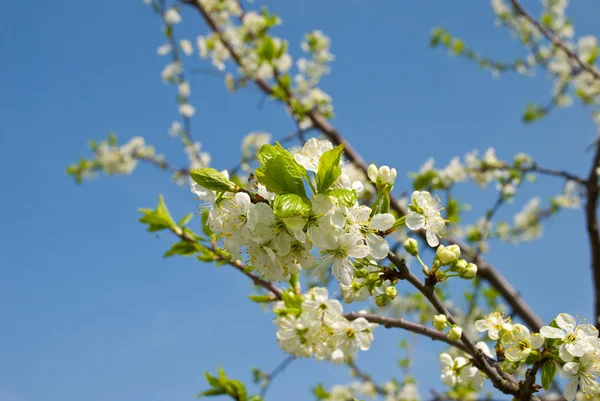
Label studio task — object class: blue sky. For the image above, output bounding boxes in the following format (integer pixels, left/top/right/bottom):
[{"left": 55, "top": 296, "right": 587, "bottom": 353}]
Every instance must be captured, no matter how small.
[{"left": 1, "top": 1, "right": 600, "bottom": 401}]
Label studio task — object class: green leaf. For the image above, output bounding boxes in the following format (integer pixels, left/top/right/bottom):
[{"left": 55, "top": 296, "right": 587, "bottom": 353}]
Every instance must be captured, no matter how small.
[
  {"left": 248, "top": 295, "right": 275, "bottom": 303},
  {"left": 258, "top": 36, "right": 276, "bottom": 61},
  {"left": 317, "top": 144, "right": 344, "bottom": 193},
  {"left": 201, "top": 210, "right": 213, "bottom": 237},
  {"left": 327, "top": 188, "right": 357, "bottom": 206},
  {"left": 138, "top": 194, "right": 176, "bottom": 232},
  {"left": 164, "top": 241, "right": 209, "bottom": 258},
  {"left": 256, "top": 144, "right": 307, "bottom": 197},
  {"left": 312, "top": 384, "right": 330, "bottom": 400},
  {"left": 413, "top": 170, "right": 438, "bottom": 191},
  {"left": 190, "top": 168, "right": 235, "bottom": 192},
  {"left": 204, "top": 372, "right": 221, "bottom": 389},
  {"left": 272, "top": 194, "right": 311, "bottom": 218},
  {"left": 197, "top": 388, "right": 227, "bottom": 398},
  {"left": 541, "top": 360, "right": 556, "bottom": 390},
  {"left": 525, "top": 349, "right": 542, "bottom": 364},
  {"left": 522, "top": 103, "right": 546, "bottom": 124},
  {"left": 178, "top": 213, "right": 194, "bottom": 227}
]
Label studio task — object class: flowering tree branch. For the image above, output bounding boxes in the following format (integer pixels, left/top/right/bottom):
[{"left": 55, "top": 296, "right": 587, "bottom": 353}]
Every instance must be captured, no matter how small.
[
  {"left": 180, "top": 0, "right": 545, "bottom": 335},
  {"left": 509, "top": 0, "right": 600, "bottom": 82}
]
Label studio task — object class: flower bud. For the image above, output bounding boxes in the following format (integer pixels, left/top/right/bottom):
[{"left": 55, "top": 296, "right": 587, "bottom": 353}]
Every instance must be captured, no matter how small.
[
  {"left": 385, "top": 286, "right": 398, "bottom": 300},
  {"left": 379, "top": 166, "right": 397, "bottom": 185},
  {"left": 367, "top": 164, "right": 378, "bottom": 183},
  {"left": 460, "top": 263, "right": 478, "bottom": 279},
  {"left": 451, "top": 259, "right": 468, "bottom": 272},
  {"left": 403, "top": 238, "right": 419, "bottom": 256},
  {"left": 433, "top": 314, "right": 448, "bottom": 331},
  {"left": 436, "top": 245, "right": 458, "bottom": 265},
  {"left": 447, "top": 244, "right": 460, "bottom": 259},
  {"left": 447, "top": 325, "right": 463, "bottom": 341}
]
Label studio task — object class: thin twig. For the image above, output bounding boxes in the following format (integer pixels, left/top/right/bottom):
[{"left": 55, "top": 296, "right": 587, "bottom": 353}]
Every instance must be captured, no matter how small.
[
  {"left": 509, "top": 0, "right": 600, "bottom": 82},
  {"left": 259, "top": 355, "right": 295, "bottom": 399}
]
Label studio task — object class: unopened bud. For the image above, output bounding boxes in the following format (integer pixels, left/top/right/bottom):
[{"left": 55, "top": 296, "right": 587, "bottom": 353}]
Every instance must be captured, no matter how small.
[
  {"left": 433, "top": 314, "right": 448, "bottom": 331},
  {"left": 447, "top": 325, "right": 463, "bottom": 341},
  {"left": 451, "top": 259, "right": 468, "bottom": 272},
  {"left": 385, "top": 286, "right": 398, "bottom": 300},
  {"left": 436, "top": 245, "right": 459, "bottom": 265},
  {"left": 403, "top": 238, "right": 419, "bottom": 256},
  {"left": 460, "top": 263, "right": 478, "bottom": 279},
  {"left": 367, "top": 164, "right": 378, "bottom": 183},
  {"left": 379, "top": 166, "right": 397, "bottom": 185}
]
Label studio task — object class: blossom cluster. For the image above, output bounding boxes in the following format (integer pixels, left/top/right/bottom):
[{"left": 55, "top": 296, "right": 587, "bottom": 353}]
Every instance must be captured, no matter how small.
[
  {"left": 273, "top": 287, "right": 376, "bottom": 362},
  {"left": 438, "top": 312, "right": 600, "bottom": 400},
  {"left": 191, "top": 138, "right": 455, "bottom": 301}
]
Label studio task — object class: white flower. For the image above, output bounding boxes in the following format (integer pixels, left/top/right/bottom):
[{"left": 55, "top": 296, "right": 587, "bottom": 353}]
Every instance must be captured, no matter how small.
[
  {"left": 179, "top": 103, "right": 196, "bottom": 117},
  {"left": 212, "top": 192, "right": 254, "bottom": 260},
  {"left": 163, "top": 8, "right": 181, "bottom": 24},
  {"left": 156, "top": 44, "right": 172, "bottom": 55},
  {"left": 168, "top": 121, "right": 182, "bottom": 137},
  {"left": 474, "top": 311, "right": 512, "bottom": 340},
  {"left": 315, "top": 233, "right": 369, "bottom": 285},
  {"left": 406, "top": 191, "right": 447, "bottom": 247},
  {"left": 180, "top": 39, "right": 193, "bottom": 56},
  {"left": 540, "top": 313, "right": 598, "bottom": 362},
  {"left": 554, "top": 181, "right": 582, "bottom": 209},
  {"left": 502, "top": 324, "right": 545, "bottom": 362},
  {"left": 439, "top": 353, "right": 469, "bottom": 387},
  {"left": 293, "top": 138, "right": 334, "bottom": 172},
  {"left": 178, "top": 81, "right": 191, "bottom": 98},
  {"left": 563, "top": 352, "right": 600, "bottom": 401},
  {"left": 303, "top": 287, "right": 343, "bottom": 326}
]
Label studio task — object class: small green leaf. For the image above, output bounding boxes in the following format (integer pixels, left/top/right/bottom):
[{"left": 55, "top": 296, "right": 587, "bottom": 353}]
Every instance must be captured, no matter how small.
[
  {"left": 542, "top": 360, "right": 556, "bottom": 390},
  {"left": 317, "top": 144, "right": 344, "bottom": 193},
  {"left": 164, "top": 241, "right": 209, "bottom": 258},
  {"left": 312, "top": 384, "right": 330, "bottom": 400},
  {"left": 256, "top": 144, "right": 307, "bottom": 197},
  {"left": 258, "top": 36, "right": 276, "bottom": 61},
  {"left": 178, "top": 213, "right": 194, "bottom": 227},
  {"left": 272, "top": 194, "right": 311, "bottom": 218},
  {"left": 190, "top": 168, "right": 235, "bottom": 192},
  {"left": 525, "top": 349, "right": 542, "bottom": 364},
  {"left": 327, "top": 188, "right": 357, "bottom": 206},
  {"left": 197, "top": 388, "right": 226, "bottom": 398},
  {"left": 138, "top": 194, "right": 176, "bottom": 232},
  {"left": 248, "top": 295, "right": 275, "bottom": 303}
]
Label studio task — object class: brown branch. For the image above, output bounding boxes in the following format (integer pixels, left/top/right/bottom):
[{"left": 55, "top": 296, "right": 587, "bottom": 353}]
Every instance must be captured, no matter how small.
[
  {"left": 586, "top": 142, "right": 600, "bottom": 329},
  {"left": 509, "top": 0, "right": 600, "bottom": 82},
  {"left": 344, "top": 312, "right": 470, "bottom": 354},
  {"left": 181, "top": 0, "right": 544, "bottom": 335},
  {"left": 259, "top": 355, "right": 295, "bottom": 399},
  {"left": 385, "top": 253, "right": 520, "bottom": 396},
  {"left": 468, "top": 163, "right": 586, "bottom": 185}
]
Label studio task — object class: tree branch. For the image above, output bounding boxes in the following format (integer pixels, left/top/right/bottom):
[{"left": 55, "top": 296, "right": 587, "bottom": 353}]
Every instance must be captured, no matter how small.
[
  {"left": 344, "top": 312, "right": 470, "bottom": 354},
  {"left": 509, "top": 0, "right": 600, "bottom": 82},
  {"left": 586, "top": 142, "right": 600, "bottom": 329},
  {"left": 182, "top": 0, "right": 544, "bottom": 335},
  {"left": 385, "top": 253, "right": 520, "bottom": 395}
]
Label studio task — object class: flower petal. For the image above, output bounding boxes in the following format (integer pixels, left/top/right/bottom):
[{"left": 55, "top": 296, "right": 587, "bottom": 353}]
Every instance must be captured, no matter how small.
[{"left": 371, "top": 213, "right": 395, "bottom": 231}]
